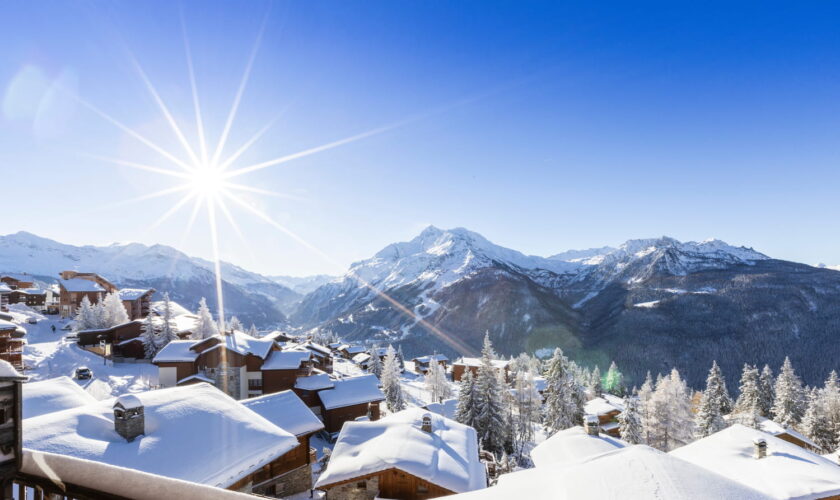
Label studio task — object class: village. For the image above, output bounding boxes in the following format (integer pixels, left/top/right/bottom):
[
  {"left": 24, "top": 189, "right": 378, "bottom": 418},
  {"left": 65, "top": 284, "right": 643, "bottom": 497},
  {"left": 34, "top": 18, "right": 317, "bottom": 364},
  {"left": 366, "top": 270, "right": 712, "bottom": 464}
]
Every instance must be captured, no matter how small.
[{"left": 0, "top": 269, "right": 838, "bottom": 499}]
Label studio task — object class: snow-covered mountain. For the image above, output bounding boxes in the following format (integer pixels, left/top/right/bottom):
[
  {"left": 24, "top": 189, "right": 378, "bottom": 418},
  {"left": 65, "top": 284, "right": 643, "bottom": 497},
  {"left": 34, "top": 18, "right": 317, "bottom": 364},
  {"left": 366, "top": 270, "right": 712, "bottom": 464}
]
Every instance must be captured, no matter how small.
[
  {"left": 0, "top": 231, "right": 299, "bottom": 326},
  {"left": 269, "top": 274, "right": 336, "bottom": 295},
  {"left": 294, "top": 226, "right": 840, "bottom": 387}
]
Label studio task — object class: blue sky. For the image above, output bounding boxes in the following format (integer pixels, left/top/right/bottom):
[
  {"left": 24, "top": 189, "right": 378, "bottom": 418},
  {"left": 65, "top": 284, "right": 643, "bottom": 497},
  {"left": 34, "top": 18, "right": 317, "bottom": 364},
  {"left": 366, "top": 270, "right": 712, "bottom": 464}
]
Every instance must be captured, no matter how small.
[{"left": 1, "top": 1, "right": 839, "bottom": 275}]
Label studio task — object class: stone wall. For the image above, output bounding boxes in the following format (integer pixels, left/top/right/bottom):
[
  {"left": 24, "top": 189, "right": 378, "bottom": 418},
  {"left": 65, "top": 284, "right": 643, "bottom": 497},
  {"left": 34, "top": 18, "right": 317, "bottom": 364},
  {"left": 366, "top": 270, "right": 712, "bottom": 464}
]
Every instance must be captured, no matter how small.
[
  {"left": 323, "top": 475, "right": 379, "bottom": 500},
  {"left": 272, "top": 464, "right": 312, "bottom": 498}
]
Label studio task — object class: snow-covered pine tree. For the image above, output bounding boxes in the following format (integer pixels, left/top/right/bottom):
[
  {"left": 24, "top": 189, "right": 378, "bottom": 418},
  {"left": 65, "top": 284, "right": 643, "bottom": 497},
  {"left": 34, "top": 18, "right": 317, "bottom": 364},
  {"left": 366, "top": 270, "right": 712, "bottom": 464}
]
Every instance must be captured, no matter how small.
[
  {"left": 91, "top": 300, "right": 108, "bottom": 329},
  {"left": 424, "top": 358, "right": 451, "bottom": 403},
  {"left": 542, "top": 347, "right": 583, "bottom": 434},
  {"left": 695, "top": 365, "right": 728, "bottom": 438},
  {"left": 589, "top": 366, "right": 602, "bottom": 398},
  {"left": 758, "top": 364, "right": 775, "bottom": 417},
  {"left": 368, "top": 345, "right": 383, "bottom": 378},
  {"left": 192, "top": 297, "right": 219, "bottom": 340},
  {"left": 513, "top": 368, "right": 541, "bottom": 458},
  {"left": 473, "top": 333, "right": 508, "bottom": 455},
  {"left": 604, "top": 361, "right": 626, "bottom": 396},
  {"left": 73, "top": 295, "right": 96, "bottom": 331},
  {"left": 455, "top": 370, "right": 479, "bottom": 429},
  {"left": 156, "top": 292, "right": 178, "bottom": 348},
  {"left": 140, "top": 315, "right": 159, "bottom": 359},
  {"left": 618, "top": 391, "right": 644, "bottom": 444},
  {"left": 647, "top": 368, "right": 694, "bottom": 451},
  {"left": 802, "top": 387, "right": 835, "bottom": 452},
  {"left": 705, "top": 360, "right": 733, "bottom": 415},
  {"left": 821, "top": 370, "right": 840, "bottom": 451},
  {"left": 637, "top": 371, "right": 654, "bottom": 445},
  {"left": 227, "top": 315, "right": 243, "bottom": 333},
  {"left": 381, "top": 345, "right": 405, "bottom": 412},
  {"left": 772, "top": 357, "right": 806, "bottom": 429},
  {"left": 396, "top": 345, "right": 406, "bottom": 371},
  {"left": 102, "top": 291, "right": 129, "bottom": 328},
  {"left": 248, "top": 324, "right": 259, "bottom": 337},
  {"left": 732, "top": 364, "right": 761, "bottom": 428}
]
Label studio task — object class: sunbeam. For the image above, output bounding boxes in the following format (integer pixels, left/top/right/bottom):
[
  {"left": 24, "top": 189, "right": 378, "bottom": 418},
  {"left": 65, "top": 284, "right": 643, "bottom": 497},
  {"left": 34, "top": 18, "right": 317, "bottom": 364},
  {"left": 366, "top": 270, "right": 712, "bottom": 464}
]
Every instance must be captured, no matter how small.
[
  {"left": 206, "top": 199, "right": 226, "bottom": 332},
  {"left": 180, "top": 6, "right": 209, "bottom": 166},
  {"left": 85, "top": 154, "right": 191, "bottom": 179}
]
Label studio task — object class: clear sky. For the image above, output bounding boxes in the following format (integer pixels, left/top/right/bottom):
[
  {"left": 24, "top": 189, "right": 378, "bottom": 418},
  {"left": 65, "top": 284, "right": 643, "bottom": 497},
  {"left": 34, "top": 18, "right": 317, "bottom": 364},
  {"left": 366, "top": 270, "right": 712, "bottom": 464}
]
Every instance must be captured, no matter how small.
[{"left": 1, "top": 1, "right": 839, "bottom": 276}]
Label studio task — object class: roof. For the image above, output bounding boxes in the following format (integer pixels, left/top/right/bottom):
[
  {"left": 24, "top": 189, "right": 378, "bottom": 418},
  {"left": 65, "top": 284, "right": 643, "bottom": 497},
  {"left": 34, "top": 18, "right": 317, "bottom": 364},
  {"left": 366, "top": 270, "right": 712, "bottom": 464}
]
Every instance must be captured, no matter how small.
[
  {"left": 413, "top": 354, "right": 450, "bottom": 364},
  {"left": 23, "top": 376, "right": 97, "bottom": 419},
  {"left": 584, "top": 396, "right": 623, "bottom": 417},
  {"left": 530, "top": 425, "right": 628, "bottom": 467},
  {"left": 0, "top": 318, "right": 27, "bottom": 336},
  {"left": 1, "top": 273, "right": 34, "bottom": 282},
  {"left": 261, "top": 350, "right": 312, "bottom": 370},
  {"left": 305, "top": 342, "right": 332, "bottom": 356},
  {"left": 455, "top": 357, "right": 509, "bottom": 369},
  {"left": 341, "top": 345, "right": 366, "bottom": 355},
  {"left": 449, "top": 445, "right": 770, "bottom": 500},
  {"left": 150, "top": 300, "right": 192, "bottom": 317},
  {"left": 756, "top": 416, "right": 820, "bottom": 450},
  {"left": 0, "top": 359, "right": 25, "bottom": 380},
  {"left": 23, "top": 384, "right": 299, "bottom": 488},
  {"left": 200, "top": 331, "right": 275, "bottom": 360},
  {"left": 318, "top": 374, "right": 384, "bottom": 410},
  {"left": 118, "top": 288, "right": 155, "bottom": 301},
  {"left": 0, "top": 284, "right": 11, "bottom": 293},
  {"left": 295, "top": 373, "right": 335, "bottom": 391},
  {"left": 352, "top": 352, "right": 371, "bottom": 364},
  {"left": 671, "top": 424, "right": 840, "bottom": 500},
  {"left": 152, "top": 340, "right": 200, "bottom": 363},
  {"left": 315, "top": 407, "right": 486, "bottom": 494},
  {"left": 242, "top": 391, "right": 324, "bottom": 437},
  {"left": 177, "top": 374, "right": 214, "bottom": 385},
  {"left": 424, "top": 398, "right": 458, "bottom": 420},
  {"left": 59, "top": 278, "right": 105, "bottom": 293}
]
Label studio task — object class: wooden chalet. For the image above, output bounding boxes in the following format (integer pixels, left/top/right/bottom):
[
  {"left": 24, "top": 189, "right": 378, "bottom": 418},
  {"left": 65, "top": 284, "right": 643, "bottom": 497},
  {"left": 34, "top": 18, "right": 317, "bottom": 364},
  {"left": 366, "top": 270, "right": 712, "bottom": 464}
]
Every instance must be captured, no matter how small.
[
  {"left": 315, "top": 408, "right": 487, "bottom": 500},
  {"left": 452, "top": 357, "right": 510, "bottom": 382},
  {"left": 317, "top": 374, "right": 385, "bottom": 433},
  {"left": 0, "top": 320, "right": 26, "bottom": 370},
  {"left": 0, "top": 274, "right": 35, "bottom": 290},
  {"left": 118, "top": 288, "right": 155, "bottom": 320},
  {"left": 8, "top": 289, "right": 46, "bottom": 310},
  {"left": 303, "top": 342, "right": 334, "bottom": 373},
  {"left": 337, "top": 344, "right": 366, "bottom": 360},
  {"left": 57, "top": 271, "right": 116, "bottom": 318},
  {"left": 0, "top": 285, "right": 9, "bottom": 311},
  {"left": 412, "top": 354, "right": 450, "bottom": 375},
  {"left": 583, "top": 396, "right": 624, "bottom": 437},
  {"left": 293, "top": 373, "right": 335, "bottom": 412}
]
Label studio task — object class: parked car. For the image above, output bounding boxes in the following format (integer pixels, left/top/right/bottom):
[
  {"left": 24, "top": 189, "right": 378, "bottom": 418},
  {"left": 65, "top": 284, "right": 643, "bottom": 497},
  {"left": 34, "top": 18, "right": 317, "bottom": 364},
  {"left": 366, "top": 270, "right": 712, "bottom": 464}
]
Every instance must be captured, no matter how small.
[
  {"left": 75, "top": 367, "right": 93, "bottom": 380},
  {"left": 27, "top": 317, "right": 38, "bottom": 324}
]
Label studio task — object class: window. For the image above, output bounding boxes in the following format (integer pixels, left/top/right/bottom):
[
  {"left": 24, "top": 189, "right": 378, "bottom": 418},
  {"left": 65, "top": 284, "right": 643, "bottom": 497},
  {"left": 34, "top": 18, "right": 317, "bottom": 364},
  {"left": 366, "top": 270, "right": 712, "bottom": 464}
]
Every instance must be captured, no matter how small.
[
  {"left": 356, "top": 482, "right": 366, "bottom": 489},
  {"left": 417, "top": 485, "right": 429, "bottom": 494},
  {"left": 248, "top": 379, "right": 262, "bottom": 389}
]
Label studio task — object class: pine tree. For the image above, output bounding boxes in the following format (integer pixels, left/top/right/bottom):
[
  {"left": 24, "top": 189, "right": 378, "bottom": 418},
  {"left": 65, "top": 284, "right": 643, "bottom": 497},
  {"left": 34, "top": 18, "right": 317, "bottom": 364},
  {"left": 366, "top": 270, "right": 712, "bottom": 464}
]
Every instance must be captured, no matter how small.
[
  {"left": 758, "top": 365, "right": 775, "bottom": 417},
  {"left": 140, "top": 315, "right": 159, "bottom": 359},
  {"left": 637, "top": 372, "right": 654, "bottom": 445},
  {"left": 227, "top": 315, "right": 243, "bottom": 333},
  {"left": 604, "top": 361, "right": 625, "bottom": 396},
  {"left": 368, "top": 345, "right": 383, "bottom": 378},
  {"left": 695, "top": 377, "right": 727, "bottom": 438},
  {"left": 455, "top": 370, "right": 479, "bottom": 429},
  {"left": 381, "top": 345, "right": 405, "bottom": 412},
  {"left": 247, "top": 324, "right": 259, "bottom": 337},
  {"left": 772, "top": 357, "right": 806, "bottom": 429},
  {"left": 192, "top": 298, "right": 219, "bottom": 340},
  {"left": 646, "top": 368, "right": 694, "bottom": 451},
  {"left": 73, "top": 295, "right": 96, "bottom": 331},
  {"left": 424, "top": 358, "right": 451, "bottom": 403},
  {"left": 705, "top": 360, "right": 733, "bottom": 415},
  {"left": 92, "top": 300, "right": 108, "bottom": 329},
  {"left": 513, "top": 368, "right": 541, "bottom": 457},
  {"left": 543, "top": 347, "right": 583, "bottom": 433},
  {"left": 396, "top": 345, "right": 406, "bottom": 371},
  {"left": 821, "top": 371, "right": 840, "bottom": 451},
  {"left": 156, "top": 292, "right": 178, "bottom": 348},
  {"left": 618, "top": 391, "right": 644, "bottom": 444},
  {"left": 733, "top": 364, "right": 762, "bottom": 428},
  {"left": 588, "top": 366, "right": 602, "bottom": 398},
  {"left": 802, "top": 387, "right": 835, "bottom": 451},
  {"left": 473, "top": 333, "right": 508, "bottom": 455},
  {"left": 101, "top": 291, "right": 129, "bottom": 328}
]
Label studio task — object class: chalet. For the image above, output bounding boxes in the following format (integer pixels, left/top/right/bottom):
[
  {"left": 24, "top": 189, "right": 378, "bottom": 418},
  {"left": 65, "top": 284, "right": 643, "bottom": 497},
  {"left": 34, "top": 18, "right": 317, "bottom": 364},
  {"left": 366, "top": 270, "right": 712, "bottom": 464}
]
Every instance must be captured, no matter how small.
[
  {"left": 671, "top": 424, "right": 840, "bottom": 499},
  {"left": 0, "top": 285, "right": 10, "bottom": 311},
  {"left": 22, "top": 383, "right": 305, "bottom": 496},
  {"left": 57, "top": 271, "right": 116, "bottom": 318},
  {"left": 452, "top": 357, "right": 510, "bottom": 382},
  {"left": 583, "top": 396, "right": 624, "bottom": 437},
  {"left": 412, "top": 354, "right": 450, "bottom": 375},
  {"left": 0, "top": 274, "right": 35, "bottom": 290},
  {"left": 8, "top": 289, "right": 46, "bottom": 311},
  {"left": 338, "top": 344, "right": 366, "bottom": 359},
  {"left": 317, "top": 374, "right": 385, "bottom": 433},
  {"left": 448, "top": 445, "right": 769, "bottom": 500},
  {"left": 21, "top": 376, "right": 97, "bottom": 419},
  {"left": 0, "top": 320, "right": 25, "bottom": 370},
  {"left": 315, "top": 408, "right": 487, "bottom": 500},
  {"left": 754, "top": 416, "right": 821, "bottom": 451},
  {"left": 118, "top": 288, "right": 155, "bottom": 320},
  {"left": 352, "top": 352, "right": 372, "bottom": 370},
  {"left": 303, "top": 342, "right": 334, "bottom": 373},
  {"left": 293, "top": 373, "right": 335, "bottom": 411},
  {"left": 76, "top": 320, "right": 146, "bottom": 359},
  {"left": 152, "top": 331, "right": 325, "bottom": 400},
  {"left": 263, "top": 330, "right": 295, "bottom": 343},
  {"left": 242, "top": 390, "right": 325, "bottom": 497},
  {"left": 530, "top": 419, "right": 627, "bottom": 467}
]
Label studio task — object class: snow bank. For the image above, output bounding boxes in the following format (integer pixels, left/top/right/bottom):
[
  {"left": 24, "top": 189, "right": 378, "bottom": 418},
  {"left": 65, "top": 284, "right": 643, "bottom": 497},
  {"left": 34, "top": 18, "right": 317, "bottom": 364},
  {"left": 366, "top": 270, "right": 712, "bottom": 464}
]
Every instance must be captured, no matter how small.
[
  {"left": 23, "top": 376, "right": 97, "bottom": 419},
  {"left": 530, "top": 426, "right": 627, "bottom": 467}
]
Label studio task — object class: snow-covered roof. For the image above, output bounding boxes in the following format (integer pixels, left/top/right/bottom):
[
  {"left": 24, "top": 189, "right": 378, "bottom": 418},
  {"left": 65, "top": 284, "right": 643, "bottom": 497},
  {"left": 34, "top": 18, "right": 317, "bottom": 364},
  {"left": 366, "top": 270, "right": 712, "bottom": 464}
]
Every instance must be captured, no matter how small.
[
  {"left": 0, "top": 284, "right": 11, "bottom": 293},
  {"left": 23, "top": 384, "right": 300, "bottom": 488},
  {"left": 0, "top": 318, "right": 26, "bottom": 336},
  {"left": 23, "top": 376, "right": 97, "bottom": 419},
  {"left": 150, "top": 300, "right": 191, "bottom": 317},
  {"left": 352, "top": 352, "right": 371, "bottom": 364},
  {"left": 295, "top": 373, "right": 334, "bottom": 391},
  {"left": 305, "top": 342, "right": 332, "bottom": 356},
  {"left": 455, "top": 357, "right": 509, "bottom": 369},
  {"left": 177, "top": 374, "right": 214, "bottom": 385},
  {"left": 584, "top": 396, "right": 622, "bottom": 417},
  {"left": 242, "top": 391, "right": 324, "bottom": 437},
  {"left": 170, "top": 314, "right": 198, "bottom": 334},
  {"left": 341, "top": 345, "right": 366, "bottom": 355},
  {"left": 413, "top": 354, "right": 450, "bottom": 364},
  {"left": 0, "top": 359, "right": 24, "bottom": 379},
  {"left": 196, "top": 331, "right": 276, "bottom": 360},
  {"left": 424, "top": 398, "right": 458, "bottom": 420},
  {"left": 261, "top": 350, "right": 312, "bottom": 370},
  {"left": 318, "top": 374, "right": 384, "bottom": 410},
  {"left": 450, "top": 445, "right": 770, "bottom": 500},
  {"left": 152, "top": 340, "right": 200, "bottom": 363},
  {"left": 315, "top": 407, "right": 486, "bottom": 494},
  {"left": 670, "top": 424, "right": 840, "bottom": 500},
  {"left": 59, "top": 278, "right": 105, "bottom": 293},
  {"left": 756, "top": 416, "right": 820, "bottom": 450},
  {"left": 118, "top": 288, "right": 154, "bottom": 301},
  {"left": 1, "top": 273, "right": 35, "bottom": 283},
  {"left": 530, "top": 425, "right": 628, "bottom": 467}
]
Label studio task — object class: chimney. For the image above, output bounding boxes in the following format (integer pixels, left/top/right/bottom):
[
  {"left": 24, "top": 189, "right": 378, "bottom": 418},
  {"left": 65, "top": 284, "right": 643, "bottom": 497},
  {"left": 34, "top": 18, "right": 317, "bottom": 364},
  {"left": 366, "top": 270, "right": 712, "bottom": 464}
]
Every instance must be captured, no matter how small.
[
  {"left": 114, "top": 395, "right": 144, "bottom": 442},
  {"left": 584, "top": 414, "right": 600, "bottom": 436},
  {"left": 421, "top": 413, "right": 433, "bottom": 433},
  {"left": 753, "top": 438, "right": 767, "bottom": 459}
]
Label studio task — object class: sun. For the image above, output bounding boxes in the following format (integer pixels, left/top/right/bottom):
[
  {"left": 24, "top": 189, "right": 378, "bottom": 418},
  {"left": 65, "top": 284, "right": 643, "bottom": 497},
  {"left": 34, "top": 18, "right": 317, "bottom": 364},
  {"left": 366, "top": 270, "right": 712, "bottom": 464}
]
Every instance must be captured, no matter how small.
[{"left": 189, "top": 165, "right": 226, "bottom": 198}]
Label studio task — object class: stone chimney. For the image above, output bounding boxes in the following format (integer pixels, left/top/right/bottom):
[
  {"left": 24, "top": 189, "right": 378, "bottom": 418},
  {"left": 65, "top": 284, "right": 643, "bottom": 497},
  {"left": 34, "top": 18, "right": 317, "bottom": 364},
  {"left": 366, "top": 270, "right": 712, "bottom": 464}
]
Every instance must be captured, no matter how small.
[
  {"left": 114, "top": 395, "right": 144, "bottom": 442},
  {"left": 753, "top": 437, "right": 767, "bottom": 459},
  {"left": 421, "top": 413, "right": 433, "bottom": 433},
  {"left": 584, "top": 414, "right": 599, "bottom": 436}
]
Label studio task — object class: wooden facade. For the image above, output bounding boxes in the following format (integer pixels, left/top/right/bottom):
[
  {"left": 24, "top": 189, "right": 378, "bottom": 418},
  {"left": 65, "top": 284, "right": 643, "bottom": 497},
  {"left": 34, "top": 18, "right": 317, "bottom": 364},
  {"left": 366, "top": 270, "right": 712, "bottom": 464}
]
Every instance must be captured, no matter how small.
[
  {"left": 452, "top": 362, "right": 509, "bottom": 382},
  {"left": 8, "top": 290, "right": 45, "bottom": 308},
  {"left": 0, "top": 326, "right": 24, "bottom": 370},
  {"left": 322, "top": 401, "right": 382, "bottom": 434},
  {"left": 0, "top": 276, "right": 34, "bottom": 290},
  {"left": 58, "top": 271, "right": 116, "bottom": 318},
  {"left": 320, "top": 467, "right": 454, "bottom": 500},
  {"left": 77, "top": 321, "right": 145, "bottom": 360},
  {"left": 120, "top": 290, "right": 155, "bottom": 320}
]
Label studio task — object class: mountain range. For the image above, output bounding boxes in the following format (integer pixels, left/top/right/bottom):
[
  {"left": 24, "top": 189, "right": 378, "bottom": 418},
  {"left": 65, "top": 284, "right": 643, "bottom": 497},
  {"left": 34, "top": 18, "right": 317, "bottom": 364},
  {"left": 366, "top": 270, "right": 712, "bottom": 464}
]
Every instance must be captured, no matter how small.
[{"left": 2, "top": 228, "right": 839, "bottom": 388}]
